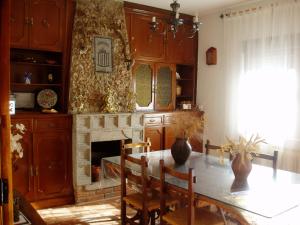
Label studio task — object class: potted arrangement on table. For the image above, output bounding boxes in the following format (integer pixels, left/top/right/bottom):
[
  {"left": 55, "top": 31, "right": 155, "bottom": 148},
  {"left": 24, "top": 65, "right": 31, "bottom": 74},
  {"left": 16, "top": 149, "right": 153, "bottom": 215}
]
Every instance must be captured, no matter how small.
[
  {"left": 221, "top": 134, "right": 266, "bottom": 182},
  {"left": 171, "top": 109, "right": 205, "bottom": 165}
]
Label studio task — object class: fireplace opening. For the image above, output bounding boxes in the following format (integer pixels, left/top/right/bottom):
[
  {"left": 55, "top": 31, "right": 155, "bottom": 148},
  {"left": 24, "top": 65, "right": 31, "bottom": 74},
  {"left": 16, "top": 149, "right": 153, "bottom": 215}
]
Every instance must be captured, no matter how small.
[{"left": 91, "top": 139, "right": 131, "bottom": 182}]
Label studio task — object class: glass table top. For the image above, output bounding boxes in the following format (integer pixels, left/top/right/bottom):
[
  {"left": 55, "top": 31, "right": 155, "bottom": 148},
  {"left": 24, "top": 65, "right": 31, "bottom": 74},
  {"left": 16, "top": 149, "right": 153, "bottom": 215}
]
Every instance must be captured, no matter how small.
[{"left": 103, "top": 150, "right": 300, "bottom": 218}]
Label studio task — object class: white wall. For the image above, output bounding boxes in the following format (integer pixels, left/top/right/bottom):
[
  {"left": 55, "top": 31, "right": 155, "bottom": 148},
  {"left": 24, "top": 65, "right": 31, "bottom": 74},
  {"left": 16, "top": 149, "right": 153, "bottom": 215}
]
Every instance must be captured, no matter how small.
[{"left": 196, "top": 12, "right": 226, "bottom": 145}]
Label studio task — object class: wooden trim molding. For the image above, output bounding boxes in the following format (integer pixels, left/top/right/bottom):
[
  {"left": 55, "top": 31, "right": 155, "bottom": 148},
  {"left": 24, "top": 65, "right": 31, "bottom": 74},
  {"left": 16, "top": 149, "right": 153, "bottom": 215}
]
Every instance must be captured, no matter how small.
[{"left": 0, "top": 0, "right": 13, "bottom": 224}]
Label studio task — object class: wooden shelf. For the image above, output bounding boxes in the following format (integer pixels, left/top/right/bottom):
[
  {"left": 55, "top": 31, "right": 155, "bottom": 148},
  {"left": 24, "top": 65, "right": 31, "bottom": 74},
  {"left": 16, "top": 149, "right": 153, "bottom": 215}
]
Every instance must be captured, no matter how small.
[
  {"left": 12, "top": 83, "right": 62, "bottom": 87},
  {"left": 12, "top": 61, "right": 63, "bottom": 67}
]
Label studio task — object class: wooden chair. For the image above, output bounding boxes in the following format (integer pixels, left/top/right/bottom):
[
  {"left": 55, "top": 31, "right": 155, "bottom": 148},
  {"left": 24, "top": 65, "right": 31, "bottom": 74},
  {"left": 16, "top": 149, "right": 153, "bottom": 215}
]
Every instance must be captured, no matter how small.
[
  {"left": 159, "top": 159, "right": 224, "bottom": 225},
  {"left": 122, "top": 137, "right": 151, "bottom": 154},
  {"left": 121, "top": 139, "right": 176, "bottom": 225},
  {"left": 251, "top": 150, "right": 279, "bottom": 170},
  {"left": 205, "top": 139, "right": 232, "bottom": 160}
]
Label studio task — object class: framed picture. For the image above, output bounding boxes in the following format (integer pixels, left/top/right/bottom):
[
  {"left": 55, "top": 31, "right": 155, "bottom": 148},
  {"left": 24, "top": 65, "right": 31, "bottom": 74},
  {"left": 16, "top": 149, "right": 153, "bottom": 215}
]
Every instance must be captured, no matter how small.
[{"left": 94, "top": 36, "right": 113, "bottom": 73}]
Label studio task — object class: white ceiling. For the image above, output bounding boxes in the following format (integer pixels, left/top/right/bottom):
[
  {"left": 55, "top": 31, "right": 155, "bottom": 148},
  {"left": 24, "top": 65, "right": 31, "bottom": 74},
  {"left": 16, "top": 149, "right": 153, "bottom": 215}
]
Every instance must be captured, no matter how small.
[{"left": 125, "top": 0, "right": 251, "bottom": 16}]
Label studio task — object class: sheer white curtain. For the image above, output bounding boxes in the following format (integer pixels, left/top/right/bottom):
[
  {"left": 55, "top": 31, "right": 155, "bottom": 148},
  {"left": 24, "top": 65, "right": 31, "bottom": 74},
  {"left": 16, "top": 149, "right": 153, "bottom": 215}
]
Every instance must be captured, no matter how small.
[{"left": 223, "top": 0, "right": 300, "bottom": 172}]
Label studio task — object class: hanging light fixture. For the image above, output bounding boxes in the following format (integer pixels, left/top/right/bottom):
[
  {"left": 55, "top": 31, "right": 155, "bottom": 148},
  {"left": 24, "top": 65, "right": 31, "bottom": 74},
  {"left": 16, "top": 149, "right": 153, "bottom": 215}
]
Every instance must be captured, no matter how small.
[{"left": 149, "top": 0, "right": 202, "bottom": 38}]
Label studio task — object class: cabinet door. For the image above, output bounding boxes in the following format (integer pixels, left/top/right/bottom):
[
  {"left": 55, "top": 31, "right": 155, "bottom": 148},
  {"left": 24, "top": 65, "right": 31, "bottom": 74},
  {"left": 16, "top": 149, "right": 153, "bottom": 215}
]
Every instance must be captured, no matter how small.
[
  {"left": 155, "top": 63, "right": 176, "bottom": 111},
  {"left": 166, "top": 25, "right": 197, "bottom": 64},
  {"left": 34, "top": 131, "right": 72, "bottom": 200},
  {"left": 164, "top": 125, "right": 176, "bottom": 149},
  {"left": 29, "top": 0, "right": 65, "bottom": 51},
  {"left": 145, "top": 126, "right": 163, "bottom": 151},
  {"left": 133, "top": 61, "right": 155, "bottom": 111},
  {"left": 10, "top": 0, "right": 29, "bottom": 48},
  {"left": 131, "top": 14, "right": 166, "bottom": 61},
  {"left": 11, "top": 119, "right": 35, "bottom": 200}
]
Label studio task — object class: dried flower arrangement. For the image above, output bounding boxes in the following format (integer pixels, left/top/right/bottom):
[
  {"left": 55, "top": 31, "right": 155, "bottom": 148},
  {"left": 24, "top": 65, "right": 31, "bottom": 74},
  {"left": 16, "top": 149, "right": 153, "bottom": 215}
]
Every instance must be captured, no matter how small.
[
  {"left": 11, "top": 123, "right": 26, "bottom": 169},
  {"left": 173, "top": 109, "right": 205, "bottom": 140},
  {"left": 220, "top": 134, "right": 266, "bottom": 165}
]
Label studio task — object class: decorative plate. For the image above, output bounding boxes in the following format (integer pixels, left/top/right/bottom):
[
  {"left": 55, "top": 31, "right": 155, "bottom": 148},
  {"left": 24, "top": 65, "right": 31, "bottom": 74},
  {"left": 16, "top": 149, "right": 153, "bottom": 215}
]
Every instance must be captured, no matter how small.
[{"left": 37, "top": 89, "right": 57, "bottom": 109}]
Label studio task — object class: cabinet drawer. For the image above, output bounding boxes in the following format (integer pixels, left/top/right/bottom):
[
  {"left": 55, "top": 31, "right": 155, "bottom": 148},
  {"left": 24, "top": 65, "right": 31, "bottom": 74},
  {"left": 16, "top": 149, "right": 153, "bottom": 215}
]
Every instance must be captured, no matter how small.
[
  {"left": 35, "top": 117, "right": 70, "bottom": 131},
  {"left": 144, "top": 116, "right": 163, "bottom": 126},
  {"left": 164, "top": 115, "right": 176, "bottom": 125}
]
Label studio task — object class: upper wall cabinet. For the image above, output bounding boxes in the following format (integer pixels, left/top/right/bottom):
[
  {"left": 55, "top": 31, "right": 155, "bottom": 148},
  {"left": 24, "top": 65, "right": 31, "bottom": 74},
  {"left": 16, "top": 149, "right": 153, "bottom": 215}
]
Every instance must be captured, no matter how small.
[
  {"left": 166, "top": 24, "right": 197, "bottom": 64},
  {"left": 128, "top": 13, "right": 166, "bottom": 61},
  {"left": 124, "top": 3, "right": 198, "bottom": 65},
  {"left": 11, "top": 0, "right": 66, "bottom": 52}
]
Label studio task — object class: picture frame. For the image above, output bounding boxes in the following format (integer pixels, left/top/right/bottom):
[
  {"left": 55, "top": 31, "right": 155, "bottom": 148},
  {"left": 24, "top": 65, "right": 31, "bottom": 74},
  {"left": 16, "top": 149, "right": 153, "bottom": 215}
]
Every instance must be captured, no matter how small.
[{"left": 94, "top": 36, "right": 113, "bottom": 73}]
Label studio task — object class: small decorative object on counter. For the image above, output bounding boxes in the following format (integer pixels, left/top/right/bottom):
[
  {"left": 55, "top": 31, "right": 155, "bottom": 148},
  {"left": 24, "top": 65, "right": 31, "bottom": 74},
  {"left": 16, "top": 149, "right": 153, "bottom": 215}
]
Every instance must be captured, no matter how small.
[
  {"left": 48, "top": 73, "right": 54, "bottom": 83},
  {"left": 24, "top": 72, "right": 32, "bottom": 84}
]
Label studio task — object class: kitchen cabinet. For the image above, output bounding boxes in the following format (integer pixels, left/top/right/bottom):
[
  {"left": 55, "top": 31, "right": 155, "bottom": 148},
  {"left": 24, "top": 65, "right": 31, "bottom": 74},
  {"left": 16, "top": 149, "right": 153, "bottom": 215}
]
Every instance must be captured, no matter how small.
[
  {"left": 10, "top": 0, "right": 66, "bottom": 52},
  {"left": 11, "top": 115, "right": 73, "bottom": 208},
  {"left": 133, "top": 61, "right": 176, "bottom": 111},
  {"left": 166, "top": 24, "right": 198, "bottom": 64},
  {"left": 126, "top": 10, "right": 166, "bottom": 61},
  {"left": 124, "top": 2, "right": 198, "bottom": 109}
]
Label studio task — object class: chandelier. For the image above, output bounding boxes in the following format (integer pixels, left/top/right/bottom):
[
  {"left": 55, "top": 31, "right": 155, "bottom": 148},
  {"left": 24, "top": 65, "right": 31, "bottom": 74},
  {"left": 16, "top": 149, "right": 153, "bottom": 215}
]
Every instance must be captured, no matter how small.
[{"left": 149, "top": 0, "right": 202, "bottom": 38}]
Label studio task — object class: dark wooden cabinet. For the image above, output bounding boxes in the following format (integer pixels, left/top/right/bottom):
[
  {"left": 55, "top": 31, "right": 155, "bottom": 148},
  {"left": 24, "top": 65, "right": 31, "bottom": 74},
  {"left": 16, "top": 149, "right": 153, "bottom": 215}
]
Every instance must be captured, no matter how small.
[
  {"left": 11, "top": 115, "right": 73, "bottom": 208},
  {"left": 10, "top": 0, "right": 28, "bottom": 48},
  {"left": 166, "top": 24, "right": 197, "bottom": 64},
  {"left": 133, "top": 61, "right": 176, "bottom": 111},
  {"left": 10, "top": 0, "right": 74, "bottom": 113},
  {"left": 10, "top": 0, "right": 66, "bottom": 52},
  {"left": 130, "top": 13, "right": 166, "bottom": 61},
  {"left": 125, "top": 2, "right": 198, "bottom": 109}
]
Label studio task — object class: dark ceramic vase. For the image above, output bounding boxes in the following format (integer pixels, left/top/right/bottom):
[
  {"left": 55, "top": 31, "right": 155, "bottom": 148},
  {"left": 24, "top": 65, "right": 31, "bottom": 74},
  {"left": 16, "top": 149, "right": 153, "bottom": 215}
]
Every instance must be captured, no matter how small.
[
  {"left": 231, "top": 153, "right": 252, "bottom": 182},
  {"left": 171, "top": 138, "right": 192, "bottom": 165}
]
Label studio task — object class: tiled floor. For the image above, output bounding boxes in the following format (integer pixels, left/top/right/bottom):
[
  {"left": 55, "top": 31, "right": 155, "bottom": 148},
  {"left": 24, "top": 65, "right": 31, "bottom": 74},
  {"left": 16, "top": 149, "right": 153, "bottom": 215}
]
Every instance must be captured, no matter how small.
[{"left": 38, "top": 197, "right": 124, "bottom": 225}]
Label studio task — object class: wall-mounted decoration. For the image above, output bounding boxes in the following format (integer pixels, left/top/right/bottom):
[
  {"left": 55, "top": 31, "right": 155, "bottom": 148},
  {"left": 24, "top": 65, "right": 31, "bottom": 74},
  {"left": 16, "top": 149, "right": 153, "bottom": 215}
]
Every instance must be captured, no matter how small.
[
  {"left": 206, "top": 47, "right": 217, "bottom": 65},
  {"left": 94, "top": 36, "right": 113, "bottom": 73}
]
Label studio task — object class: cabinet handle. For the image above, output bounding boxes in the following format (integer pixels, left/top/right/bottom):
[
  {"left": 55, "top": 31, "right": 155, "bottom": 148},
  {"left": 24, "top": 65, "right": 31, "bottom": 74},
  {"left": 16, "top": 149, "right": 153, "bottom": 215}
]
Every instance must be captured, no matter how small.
[
  {"left": 42, "top": 19, "right": 50, "bottom": 28},
  {"left": 149, "top": 119, "right": 155, "bottom": 122},
  {"left": 30, "top": 165, "right": 34, "bottom": 177},
  {"left": 35, "top": 166, "right": 39, "bottom": 176},
  {"left": 25, "top": 17, "right": 30, "bottom": 25},
  {"left": 30, "top": 17, "right": 33, "bottom": 26}
]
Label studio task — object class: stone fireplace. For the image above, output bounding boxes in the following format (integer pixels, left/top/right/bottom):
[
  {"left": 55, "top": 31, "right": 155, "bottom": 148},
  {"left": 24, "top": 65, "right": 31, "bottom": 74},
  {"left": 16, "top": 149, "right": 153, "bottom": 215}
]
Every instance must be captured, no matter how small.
[{"left": 72, "top": 113, "right": 144, "bottom": 202}]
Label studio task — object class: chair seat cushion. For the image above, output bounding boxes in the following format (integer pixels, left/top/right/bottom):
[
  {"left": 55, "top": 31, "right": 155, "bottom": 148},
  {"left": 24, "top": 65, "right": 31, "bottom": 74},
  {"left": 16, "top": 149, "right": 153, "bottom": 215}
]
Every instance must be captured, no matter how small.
[
  {"left": 124, "top": 192, "right": 177, "bottom": 212},
  {"left": 163, "top": 207, "right": 224, "bottom": 225}
]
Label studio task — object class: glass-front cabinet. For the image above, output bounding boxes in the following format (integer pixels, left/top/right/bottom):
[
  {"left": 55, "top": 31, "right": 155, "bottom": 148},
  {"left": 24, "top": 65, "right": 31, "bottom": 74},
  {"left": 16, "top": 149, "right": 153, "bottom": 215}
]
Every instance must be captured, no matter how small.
[{"left": 133, "top": 61, "right": 176, "bottom": 111}]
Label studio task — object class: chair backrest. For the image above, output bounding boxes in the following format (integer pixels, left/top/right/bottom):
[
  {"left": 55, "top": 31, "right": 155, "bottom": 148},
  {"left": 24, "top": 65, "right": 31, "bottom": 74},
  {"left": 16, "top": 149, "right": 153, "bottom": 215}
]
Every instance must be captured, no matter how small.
[
  {"left": 205, "top": 139, "right": 222, "bottom": 155},
  {"left": 122, "top": 137, "right": 151, "bottom": 154},
  {"left": 120, "top": 141, "right": 150, "bottom": 224},
  {"left": 159, "top": 159, "right": 196, "bottom": 225},
  {"left": 251, "top": 150, "right": 279, "bottom": 170}
]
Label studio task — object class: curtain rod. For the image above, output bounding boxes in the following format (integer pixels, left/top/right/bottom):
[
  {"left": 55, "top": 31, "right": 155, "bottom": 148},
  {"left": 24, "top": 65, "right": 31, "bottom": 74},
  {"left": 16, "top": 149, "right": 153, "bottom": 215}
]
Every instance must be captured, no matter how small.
[{"left": 220, "top": 0, "right": 298, "bottom": 19}]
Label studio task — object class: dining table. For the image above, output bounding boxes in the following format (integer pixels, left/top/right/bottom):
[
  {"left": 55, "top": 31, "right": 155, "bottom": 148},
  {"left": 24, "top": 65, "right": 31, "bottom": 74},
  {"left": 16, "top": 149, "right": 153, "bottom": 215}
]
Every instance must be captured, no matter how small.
[{"left": 102, "top": 150, "right": 300, "bottom": 225}]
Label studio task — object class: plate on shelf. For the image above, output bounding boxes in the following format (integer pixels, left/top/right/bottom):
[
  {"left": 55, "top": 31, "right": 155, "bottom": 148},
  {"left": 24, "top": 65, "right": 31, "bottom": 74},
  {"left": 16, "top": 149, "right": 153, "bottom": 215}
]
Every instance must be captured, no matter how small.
[{"left": 37, "top": 89, "right": 57, "bottom": 109}]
